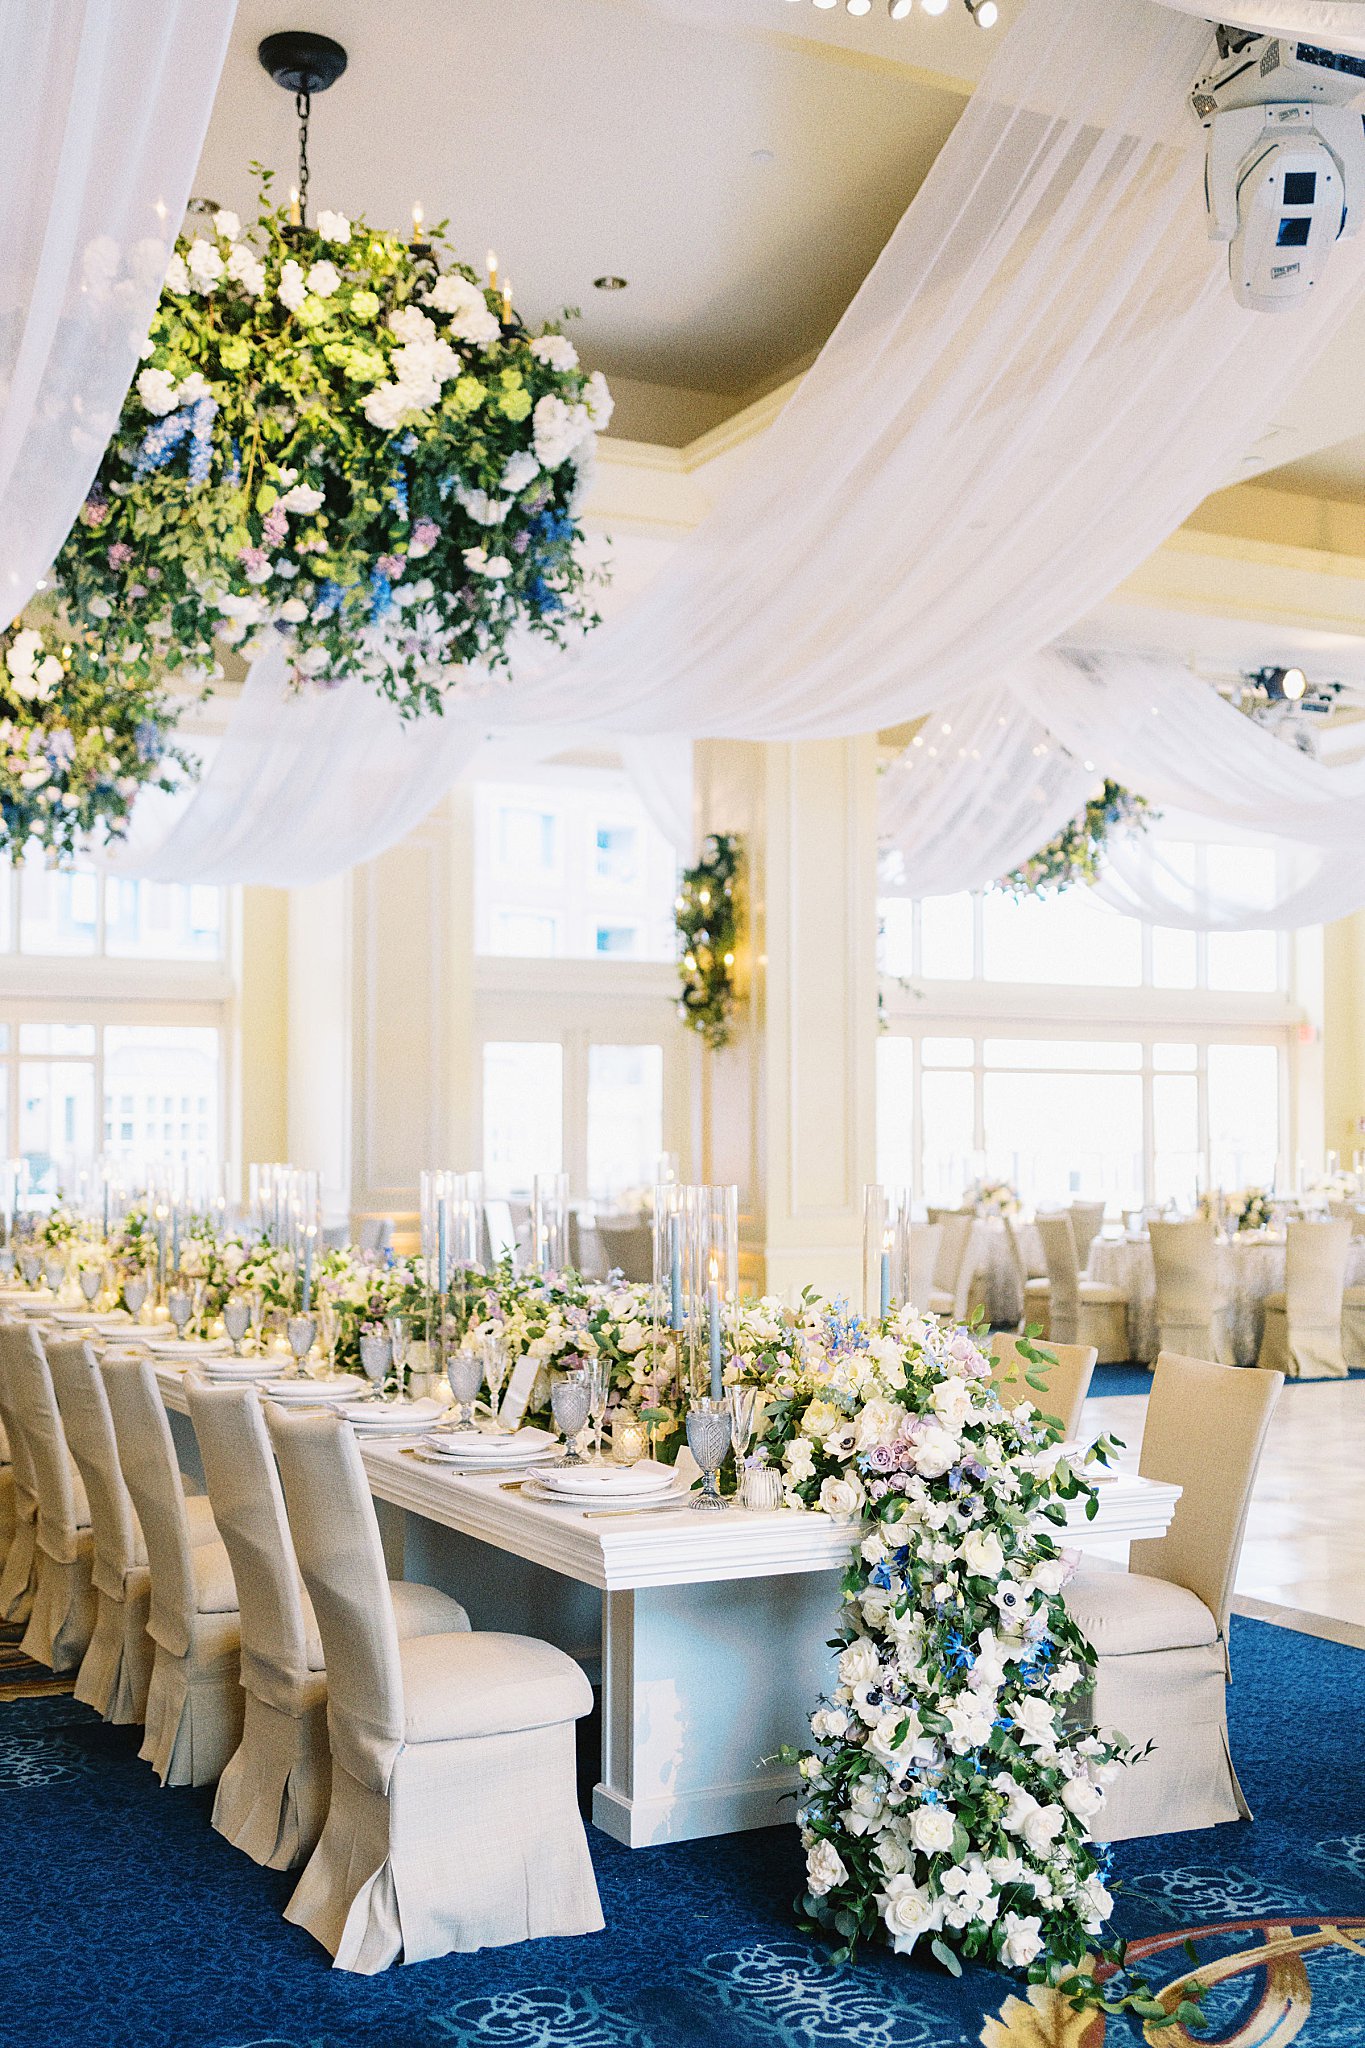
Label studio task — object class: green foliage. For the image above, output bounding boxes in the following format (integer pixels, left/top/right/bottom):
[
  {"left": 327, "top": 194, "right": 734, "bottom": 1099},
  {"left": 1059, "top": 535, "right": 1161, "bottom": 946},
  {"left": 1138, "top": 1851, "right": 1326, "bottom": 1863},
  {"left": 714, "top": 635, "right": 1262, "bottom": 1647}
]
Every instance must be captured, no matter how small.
[
  {"left": 999, "top": 782, "right": 1153, "bottom": 899},
  {"left": 676, "top": 832, "right": 743, "bottom": 1050},
  {"left": 54, "top": 177, "right": 610, "bottom": 719}
]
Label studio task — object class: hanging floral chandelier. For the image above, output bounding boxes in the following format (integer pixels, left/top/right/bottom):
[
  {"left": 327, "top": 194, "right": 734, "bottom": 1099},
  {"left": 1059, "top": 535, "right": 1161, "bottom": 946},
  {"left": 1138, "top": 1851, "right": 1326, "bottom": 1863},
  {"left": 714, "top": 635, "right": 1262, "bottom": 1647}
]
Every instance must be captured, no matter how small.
[{"left": 53, "top": 31, "right": 613, "bottom": 721}]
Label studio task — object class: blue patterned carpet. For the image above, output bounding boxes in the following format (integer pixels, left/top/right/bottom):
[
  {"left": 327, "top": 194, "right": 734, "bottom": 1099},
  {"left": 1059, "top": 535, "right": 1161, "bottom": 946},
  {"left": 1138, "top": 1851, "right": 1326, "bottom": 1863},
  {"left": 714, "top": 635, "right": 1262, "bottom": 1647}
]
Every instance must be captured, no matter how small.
[{"left": 0, "top": 1615, "right": 1363, "bottom": 2048}]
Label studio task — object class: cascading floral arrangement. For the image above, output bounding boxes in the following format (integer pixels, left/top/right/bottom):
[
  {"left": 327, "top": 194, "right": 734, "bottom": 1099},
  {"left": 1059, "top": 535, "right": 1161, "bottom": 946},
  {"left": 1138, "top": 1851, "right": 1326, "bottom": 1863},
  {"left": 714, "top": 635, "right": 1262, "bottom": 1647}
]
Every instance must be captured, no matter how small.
[
  {"left": 732, "top": 1297, "right": 1202, "bottom": 2029},
  {"left": 54, "top": 176, "right": 612, "bottom": 719},
  {"left": 676, "top": 832, "right": 743, "bottom": 1050},
  {"left": 0, "top": 619, "right": 188, "bottom": 858},
  {"left": 999, "top": 782, "right": 1153, "bottom": 900}
]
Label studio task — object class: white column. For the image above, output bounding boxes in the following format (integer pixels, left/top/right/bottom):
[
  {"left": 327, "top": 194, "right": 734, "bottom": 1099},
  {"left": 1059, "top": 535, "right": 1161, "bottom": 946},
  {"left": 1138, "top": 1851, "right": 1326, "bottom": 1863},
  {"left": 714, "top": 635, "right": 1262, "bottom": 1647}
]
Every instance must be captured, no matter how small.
[{"left": 696, "top": 737, "right": 879, "bottom": 1301}]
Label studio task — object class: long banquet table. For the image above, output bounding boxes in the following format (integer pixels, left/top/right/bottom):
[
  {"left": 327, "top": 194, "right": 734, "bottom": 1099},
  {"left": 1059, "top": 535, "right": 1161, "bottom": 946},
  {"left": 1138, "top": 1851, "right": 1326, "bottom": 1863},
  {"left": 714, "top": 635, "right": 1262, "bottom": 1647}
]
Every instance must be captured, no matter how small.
[{"left": 150, "top": 1359, "right": 1180, "bottom": 1849}]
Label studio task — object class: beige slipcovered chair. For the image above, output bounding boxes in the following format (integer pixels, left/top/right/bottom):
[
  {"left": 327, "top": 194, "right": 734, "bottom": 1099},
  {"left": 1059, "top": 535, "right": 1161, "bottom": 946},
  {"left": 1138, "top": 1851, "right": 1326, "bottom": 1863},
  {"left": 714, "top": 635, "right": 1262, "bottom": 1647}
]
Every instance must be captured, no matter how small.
[
  {"left": 1149, "top": 1220, "right": 1227, "bottom": 1363},
  {"left": 930, "top": 1213, "right": 975, "bottom": 1319},
  {"left": 101, "top": 1353, "right": 243, "bottom": 1786},
  {"left": 595, "top": 1221, "right": 652, "bottom": 1284},
  {"left": 1004, "top": 1217, "right": 1051, "bottom": 1335},
  {"left": 1064, "top": 1351, "right": 1280, "bottom": 1840},
  {"left": 989, "top": 1333, "right": 1096, "bottom": 1441},
  {"left": 907, "top": 1224, "right": 942, "bottom": 1313},
  {"left": 1035, "top": 1215, "right": 1128, "bottom": 1362},
  {"left": 1068, "top": 1201, "right": 1107, "bottom": 1273},
  {"left": 0, "top": 1347, "right": 36, "bottom": 1623},
  {"left": 186, "top": 1377, "right": 471, "bottom": 1870},
  {"left": 1258, "top": 1218, "right": 1350, "bottom": 1378},
  {"left": 0, "top": 1420, "right": 13, "bottom": 1573},
  {"left": 266, "top": 1405, "right": 603, "bottom": 1971},
  {"left": 46, "top": 1338, "right": 217, "bottom": 1723},
  {"left": 0, "top": 1321, "right": 94, "bottom": 1672}
]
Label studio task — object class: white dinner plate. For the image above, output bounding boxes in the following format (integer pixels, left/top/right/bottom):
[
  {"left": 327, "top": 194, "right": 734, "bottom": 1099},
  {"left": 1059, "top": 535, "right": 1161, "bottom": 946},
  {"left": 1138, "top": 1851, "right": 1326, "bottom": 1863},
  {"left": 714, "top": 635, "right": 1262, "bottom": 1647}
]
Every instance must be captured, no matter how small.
[
  {"left": 534, "top": 1460, "right": 676, "bottom": 1499},
  {"left": 423, "top": 1426, "right": 556, "bottom": 1461},
  {"left": 140, "top": 1335, "right": 233, "bottom": 1357},
  {"left": 343, "top": 1397, "right": 445, "bottom": 1432},
  {"left": 520, "top": 1474, "right": 687, "bottom": 1509},
  {"left": 261, "top": 1379, "right": 360, "bottom": 1403},
  {"left": 421, "top": 1440, "right": 559, "bottom": 1467},
  {"left": 52, "top": 1310, "right": 133, "bottom": 1329}
]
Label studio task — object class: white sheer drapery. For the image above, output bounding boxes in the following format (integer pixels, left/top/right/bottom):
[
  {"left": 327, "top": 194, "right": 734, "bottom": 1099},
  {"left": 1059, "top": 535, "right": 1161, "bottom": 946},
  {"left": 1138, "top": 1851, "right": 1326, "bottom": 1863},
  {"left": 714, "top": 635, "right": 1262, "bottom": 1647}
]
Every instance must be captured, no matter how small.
[
  {"left": 0, "top": 0, "right": 237, "bottom": 626},
  {"left": 1152, "top": 0, "right": 1365, "bottom": 54}
]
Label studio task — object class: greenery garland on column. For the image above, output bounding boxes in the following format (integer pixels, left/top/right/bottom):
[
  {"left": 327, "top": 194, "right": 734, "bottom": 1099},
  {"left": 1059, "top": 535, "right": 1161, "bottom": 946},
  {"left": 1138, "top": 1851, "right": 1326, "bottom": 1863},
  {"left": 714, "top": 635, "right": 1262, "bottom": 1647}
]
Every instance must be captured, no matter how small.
[
  {"left": 675, "top": 832, "right": 743, "bottom": 1050},
  {"left": 999, "top": 782, "right": 1153, "bottom": 898}
]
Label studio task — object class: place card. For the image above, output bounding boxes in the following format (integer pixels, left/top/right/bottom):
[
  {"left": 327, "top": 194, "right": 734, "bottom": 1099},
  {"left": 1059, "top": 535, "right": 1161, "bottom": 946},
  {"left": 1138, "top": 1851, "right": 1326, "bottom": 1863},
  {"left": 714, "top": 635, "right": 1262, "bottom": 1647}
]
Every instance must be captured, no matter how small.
[{"left": 499, "top": 1353, "right": 541, "bottom": 1430}]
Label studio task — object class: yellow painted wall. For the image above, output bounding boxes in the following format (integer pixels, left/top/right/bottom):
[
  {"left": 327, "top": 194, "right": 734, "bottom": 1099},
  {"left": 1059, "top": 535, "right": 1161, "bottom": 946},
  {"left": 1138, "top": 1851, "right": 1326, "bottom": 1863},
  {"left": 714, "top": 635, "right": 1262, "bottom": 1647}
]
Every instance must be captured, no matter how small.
[{"left": 237, "top": 887, "right": 289, "bottom": 1168}]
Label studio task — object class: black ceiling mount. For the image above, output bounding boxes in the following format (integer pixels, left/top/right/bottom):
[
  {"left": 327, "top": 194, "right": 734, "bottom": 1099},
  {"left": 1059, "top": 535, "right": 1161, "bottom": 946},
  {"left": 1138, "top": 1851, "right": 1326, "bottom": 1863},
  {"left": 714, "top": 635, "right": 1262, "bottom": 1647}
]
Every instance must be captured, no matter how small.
[{"left": 257, "top": 31, "right": 348, "bottom": 97}]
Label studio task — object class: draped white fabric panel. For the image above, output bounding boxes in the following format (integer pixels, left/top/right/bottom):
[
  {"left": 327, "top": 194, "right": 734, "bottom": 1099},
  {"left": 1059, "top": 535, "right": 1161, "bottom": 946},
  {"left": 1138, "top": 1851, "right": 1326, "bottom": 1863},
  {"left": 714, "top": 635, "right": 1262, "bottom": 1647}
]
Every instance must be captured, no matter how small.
[
  {"left": 0, "top": 0, "right": 237, "bottom": 626},
  {"left": 1152, "top": 0, "right": 1365, "bottom": 55}
]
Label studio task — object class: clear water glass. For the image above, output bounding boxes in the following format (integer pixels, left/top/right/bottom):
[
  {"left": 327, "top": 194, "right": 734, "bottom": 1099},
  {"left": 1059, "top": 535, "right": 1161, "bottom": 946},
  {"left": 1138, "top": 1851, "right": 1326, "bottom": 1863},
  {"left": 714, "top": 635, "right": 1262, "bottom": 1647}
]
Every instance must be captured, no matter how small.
[
  {"left": 19, "top": 1251, "right": 40, "bottom": 1289},
  {"left": 166, "top": 1287, "right": 193, "bottom": 1339},
  {"left": 223, "top": 1295, "right": 252, "bottom": 1355},
  {"left": 43, "top": 1256, "right": 66, "bottom": 1294},
  {"left": 740, "top": 1464, "right": 784, "bottom": 1512},
  {"left": 358, "top": 1330, "right": 393, "bottom": 1399},
  {"left": 686, "top": 1399, "right": 733, "bottom": 1512},
  {"left": 0, "top": 1249, "right": 14, "bottom": 1280},
  {"left": 286, "top": 1314, "right": 317, "bottom": 1374},
  {"left": 79, "top": 1268, "right": 102, "bottom": 1305},
  {"left": 387, "top": 1314, "right": 411, "bottom": 1393},
  {"left": 123, "top": 1272, "right": 149, "bottom": 1320},
  {"left": 550, "top": 1375, "right": 591, "bottom": 1466},
  {"left": 727, "top": 1385, "right": 761, "bottom": 1469},
  {"left": 481, "top": 1332, "right": 509, "bottom": 1417},
  {"left": 445, "top": 1347, "right": 483, "bottom": 1432},
  {"left": 586, "top": 1360, "right": 610, "bottom": 1462},
  {"left": 317, "top": 1296, "right": 338, "bottom": 1373}
]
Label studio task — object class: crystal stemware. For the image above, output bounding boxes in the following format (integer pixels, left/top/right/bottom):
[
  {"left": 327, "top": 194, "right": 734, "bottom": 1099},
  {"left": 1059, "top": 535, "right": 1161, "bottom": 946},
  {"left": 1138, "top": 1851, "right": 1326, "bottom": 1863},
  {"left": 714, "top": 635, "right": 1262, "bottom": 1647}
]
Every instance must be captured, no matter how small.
[
  {"left": 286, "top": 1314, "right": 317, "bottom": 1375},
  {"left": 358, "top": 1329, "right": 393, "bottom": 1401},
  {"left": 123, "top": 1272, "right": 149, "bottom": 1321},
  {"left": 0, "top": 1249, "right": 14, "bottom": 1281},
  {"left": 727, "top": 1384, "right": 761, "bottom": 1475},
  {"left": 79, "top": 1268, "right": 102, "bottom": 1306},
  {"left": 550, "top": 1374, "right": 591, "bottom": 1467},
  {"left": 223, "top": 1295, "right": 251, "bottom": 1356},
  {"left": 316, "top": 1296, "right": 338, "bottom": 1374},
  {"left": 387, "top": 1314, "right": 411, "bottom": 1397},
  {"left": 585, "top": 1359, "right": 610, "bottom": 1463},
  {"left": 19, "top": 1250, "right": 40, "bottom": 1288},
  {"left": 43, "top": 1256, "right": 66, "bottom": 1295},
  {"left": 481, "top": 1332, "right": 509, "bottom": 1418},
  {"left": 166, "top": 1286, "right": 193, "bottom": 1340},
  {"left": 686, "top": 1399, "right": 733, "bottom": 1512},
  {"left": 444, "top": 1347, "right": 483, "bottom": 1432}
]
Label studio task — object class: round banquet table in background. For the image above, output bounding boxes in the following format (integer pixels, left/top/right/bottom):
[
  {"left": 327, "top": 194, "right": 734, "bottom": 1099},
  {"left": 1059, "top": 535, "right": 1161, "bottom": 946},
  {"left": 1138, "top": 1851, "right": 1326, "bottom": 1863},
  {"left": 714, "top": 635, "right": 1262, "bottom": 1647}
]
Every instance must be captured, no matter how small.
[
  {"left": 966, "top": 1216, "right": 1044, "bottom": 1329},
  {"left": 1089, "top": 1232, "right": 1365, "bottom": 1366}
]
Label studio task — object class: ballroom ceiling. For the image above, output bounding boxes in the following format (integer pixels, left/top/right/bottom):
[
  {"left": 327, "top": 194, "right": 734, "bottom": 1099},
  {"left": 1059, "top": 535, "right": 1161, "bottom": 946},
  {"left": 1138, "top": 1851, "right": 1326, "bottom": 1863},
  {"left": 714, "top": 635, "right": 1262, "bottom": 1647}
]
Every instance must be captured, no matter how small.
[{"left": 193, "top": 0, "right": 1365, "bottom": 485}]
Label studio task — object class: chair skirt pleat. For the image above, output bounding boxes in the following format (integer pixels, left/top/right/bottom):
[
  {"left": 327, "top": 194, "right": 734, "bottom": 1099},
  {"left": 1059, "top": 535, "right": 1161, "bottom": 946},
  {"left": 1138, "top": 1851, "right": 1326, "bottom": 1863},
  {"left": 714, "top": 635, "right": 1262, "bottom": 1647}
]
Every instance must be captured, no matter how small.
[
  {"left": 213, "top": 1688, "right": 331, "bottom": 1870},
  {"left": 285, "top": 1721, "right": 604, "bottom": 1974},
  {"left": 1086, "top": 1638, "right": 1248, "bottom": 1841},
  {"left": 20, "top": 1541, "right": 95, "bottom": 1673},
  {"left": 0, "top": 1510, "right": 36, "bottom": 1624},
  {"left": 139, "top": 1617, "right": 242, "bottom": 1787},
  {"left": 0, "top": 1467, "right": 15, "bottom": 1567},
  {"left": 74, "top": 1580, "right": 153, "bottom": 1724}
]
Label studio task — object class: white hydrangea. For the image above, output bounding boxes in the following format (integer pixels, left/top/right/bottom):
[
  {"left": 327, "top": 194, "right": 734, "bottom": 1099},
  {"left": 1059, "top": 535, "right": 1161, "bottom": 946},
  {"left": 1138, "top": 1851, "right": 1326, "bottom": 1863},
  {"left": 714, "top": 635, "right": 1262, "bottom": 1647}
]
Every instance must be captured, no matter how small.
[
  {"left": 137, "top": 367, "right": 179, "bottom": 416},
  {"left": 583, "top": 368, "right": 614, "bottom": 429},
  {"left": 530, "top": 332, "right": 579, "bottom": 372},
  {"left": 226, "top": 242, "right": 266, "bottom": 297},
  {"left": 532, "top": 393, "right": 592, "bottom": 469},
  {"left": 316, "top": 209, "right": 351, "bottom": 245},
  {"left": 213, "top": 210, "right": 241, "bottom": 242},
  {"left": 163, "top": 251, "right": 190, "bottom": 295},
  {"left": 277, "top": 260, "right": 307, "bottom": 312},
  {"left": 361, "top": 383, "right": 411, "bottom": 434},
  {"left": 389, "top": 305, "right": 436, "bottom": 345},
  {"left": 305, "top": 259, "right": 341, "bottom": 298},
  {"left": 456, "top": 486, "right": 512, "bottom": 527},
  {"left": 186, "top": 238, "right": 224, "bottom": 292},
  {"left": 276, "top": 480, "right": 325, "bottom": 515},
  {"left": 425, "top": 271, "right": 501, "bottom": 344},
  {"left": 501, "top": 450, "right": 540, "bottom": 494},
  {"left": 462, "top": 546, "right": 510, "bottom": 578}
]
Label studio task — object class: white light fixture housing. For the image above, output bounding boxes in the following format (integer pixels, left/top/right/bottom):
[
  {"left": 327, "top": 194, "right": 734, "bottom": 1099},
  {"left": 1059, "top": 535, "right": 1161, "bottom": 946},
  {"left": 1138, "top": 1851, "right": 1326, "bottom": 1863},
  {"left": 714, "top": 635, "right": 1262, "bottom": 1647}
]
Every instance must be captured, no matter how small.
[
  {"left": 889, "top": 0, "right": 914, "bottom": 15},
  {"left": 971, "top": 0, "right": 999, "bottom": 22},
  {"left": 847, "top": 0, "right": 872, "bottom": 13},
  {"left": 921, "top": 0, "right": 950, "bottom": 15}
]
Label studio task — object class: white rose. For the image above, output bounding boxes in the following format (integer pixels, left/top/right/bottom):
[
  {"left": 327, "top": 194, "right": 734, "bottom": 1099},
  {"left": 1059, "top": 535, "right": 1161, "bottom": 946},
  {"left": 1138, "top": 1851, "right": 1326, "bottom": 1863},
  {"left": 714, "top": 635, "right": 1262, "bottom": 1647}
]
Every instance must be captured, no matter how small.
[
  {"left": 278, "top": 598, "right": 309, "bottom": 624},
  {"left": 783, "top": 1436, "right": 815, "bottom": 1481},
  {"left": 945, "top": 1696, "right": 994, "bottom": 1754},
  {"left": 530, "top": 332, "right": 579, "bottom": 371},
  {"left": 999, "top": 1911, "right": 1044, "bottom": 1970},
  {"left": 278, "top": 259, "right": 307, "bottom": 312},
  {"left": 213, "top": 210, "right": 241, "bottom": 242},
  {"left": 456, "top": 485, "right": 513, "bottom": 527},
  {"left": 809, "top": 1706, "right": 849, "bottom": 1741},
  {"left": 277, "top": 481, "right": 325, "bottom": 515},
  {"left": 805, "top": 1837, "right": 848, "bottom": 1898},
  {"left": 163, "top": 252, "right": 190, "bottom": 295},
  {"left": 295, "top": 645, "right": 330, "bottom": 676},
  {"left": 962, "top": 1528, "right": 1004, "bottom": 1577},
  {"left": 316, "top": 209, "right": 351, "bottom": 244},
  {"left": 854, "top": 1396, "right": 905, "bottom": 1452},
  {"left": 1028, "top": 1556, "right": 1071, "bottom": 1597},
  {"left": 226, "top": 243, "right": 266, "bottom": 297},
  {"left": 1078, "top": 1874, "right": 1113, "bottom": 1924},
  {"left": 836, "top": 1638, "right": 881, "bottom": 1689},
  {"left": 931, "top": 1375, "right": 974, "bottom": 1431},
  {"left": 1021, "top": 1803, "right": 1066, "bottom": 1856},
  {"left": 1011, "top": 1695, "right": 1057, "bottom": 1749},
  {"left": 306, "top": 259, "right": 340, "bottom": 298},
  {"left": 583, "top": 368, "right": 614, "bottom": 429},
  {"left": 137, "top": 367, "right": 179, "bottom": 416},
  {"left": 186, "top": 238, "right": 224, "bottom": 291},
  {"left": 6, "top": 628, "right": 43, "bottom": 679},
  {"left": 1062, "top": 1776, "right": 1104, "bottom": 1822},
  {"left": 913, "top": 1425, "right": 959, "bottom": 1479},
  {"left": 909, "top": 1804, "right": 956, "bottom": 1855},
  {"left": 818, "top": 1474, "right": 864, "bottom": 1521},
  {"left": 879, "top": 1874, "right": 942, "bottom": 1955}
]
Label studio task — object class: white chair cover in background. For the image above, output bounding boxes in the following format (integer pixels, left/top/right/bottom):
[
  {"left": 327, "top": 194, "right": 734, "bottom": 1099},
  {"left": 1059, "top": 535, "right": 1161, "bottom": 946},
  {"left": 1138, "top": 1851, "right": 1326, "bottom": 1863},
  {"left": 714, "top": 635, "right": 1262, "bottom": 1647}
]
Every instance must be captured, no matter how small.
[{"left": 0, "top": 0, "right": 237, "bottom": 626}]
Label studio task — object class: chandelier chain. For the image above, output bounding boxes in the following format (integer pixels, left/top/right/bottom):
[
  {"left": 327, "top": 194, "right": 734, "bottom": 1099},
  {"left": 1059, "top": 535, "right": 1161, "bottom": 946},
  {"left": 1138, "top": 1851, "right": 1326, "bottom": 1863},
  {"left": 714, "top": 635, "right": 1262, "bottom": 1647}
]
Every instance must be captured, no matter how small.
[{"left": 295, "top": 88, "right": 312, "bottom": 227}]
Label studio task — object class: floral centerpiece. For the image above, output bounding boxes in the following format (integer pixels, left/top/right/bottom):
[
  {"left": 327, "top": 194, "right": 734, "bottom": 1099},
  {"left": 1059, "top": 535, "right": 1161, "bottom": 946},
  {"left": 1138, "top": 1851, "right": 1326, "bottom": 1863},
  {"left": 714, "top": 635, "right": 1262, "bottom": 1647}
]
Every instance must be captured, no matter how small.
[
  {"left": 0, "top": 619, "right": 189, "bottom": 859},
  {"left": 722, "top": 1297, "right": 1197, "bottom": 2025},
  {"left": 54, "top": 180, "right": 612, "bottom": 719},
  {"left": 453, "top": 1261, "right": 674, "bottom": 1433},
  {"left": 964, "top": 1178, "right": 1021, "bottom": 1220},
  {"left": 1232, "top": 1188, "right": 1273, "bottom": 1235}
]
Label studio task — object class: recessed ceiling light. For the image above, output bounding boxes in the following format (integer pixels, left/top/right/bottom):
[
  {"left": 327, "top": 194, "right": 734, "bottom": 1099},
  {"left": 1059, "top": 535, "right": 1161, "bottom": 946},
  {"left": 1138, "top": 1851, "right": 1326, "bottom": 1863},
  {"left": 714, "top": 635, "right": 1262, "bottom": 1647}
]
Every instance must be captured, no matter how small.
[
  {"left": 593, "top": 275, "right": 628, "bottom": 291},
  {"left": 971, "top": 0, "right": 999, "bottom": 22},
  {"left": 888, "top": 0, "right": 914, "bottom": 16},
  {"left": 921, "top": 0, "right": 949, "bottom": 13},
  {"left": 846, "top": 0, "right": 872, "bottom": 13},
  {"left": 813, "top": 0, "right": 838, "bottom": 10}
]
